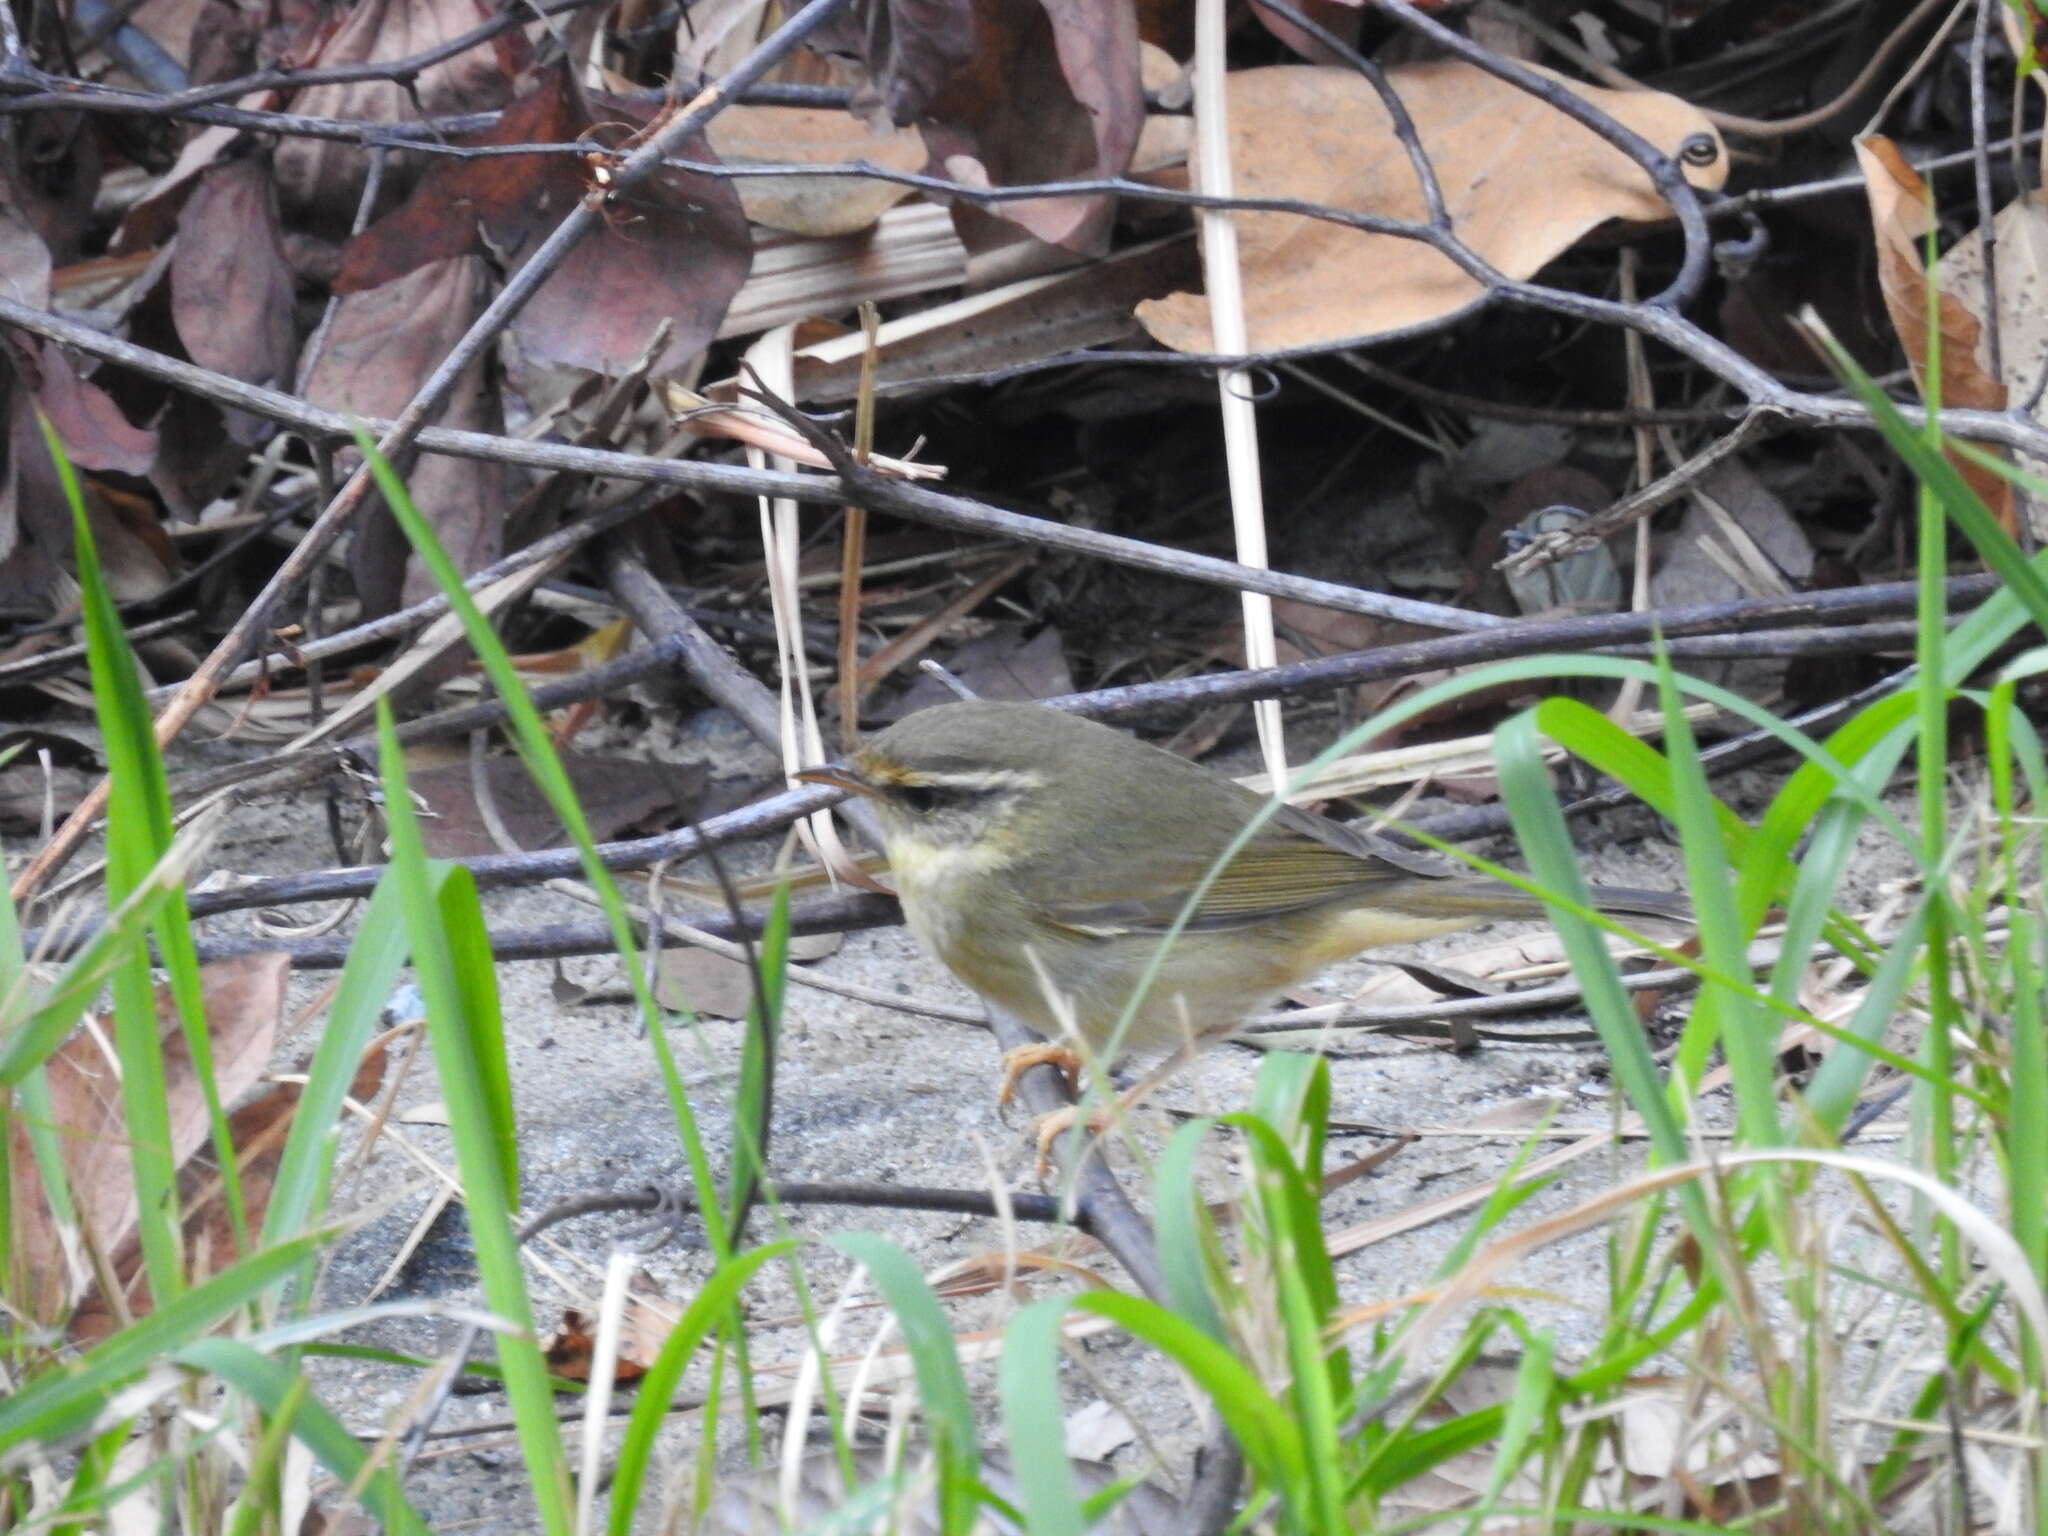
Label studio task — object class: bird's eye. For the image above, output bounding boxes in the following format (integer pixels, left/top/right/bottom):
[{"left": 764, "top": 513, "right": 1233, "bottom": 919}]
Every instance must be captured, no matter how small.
[{"left": 899, "top": 785, "right": 941, "bottom": 814}]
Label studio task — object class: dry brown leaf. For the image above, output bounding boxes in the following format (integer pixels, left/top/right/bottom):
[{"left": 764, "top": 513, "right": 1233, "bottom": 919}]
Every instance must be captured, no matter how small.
[
  {"left": 170, "top": 158, "right": 299, "bottom": 446},
  {"left": 336, "top": 65, "right": 752, "bottom": 378},
  {"left": 922, "top": 0, "right": 1144, "bottom": 254},
  {"left": 8, "top": 954, "right": 290, "bottom": 1327},
  {"left": 272, "top": 0, "right": 524, "bottom": 239},
  {"left": 1855, "top": 135, "right": 2017, "bottom": 531},
  {"left": 1137, "top": 61, "right": 1726, "bottom": 353},
  {"left": 4, "top": 97, "right": 101, "bottom": 265},
  {"left": 655, "top": 946, "right": 758, "bottom": 1019},
  {"left": 0, "top": 331, "right": 161, "bottom": 598},
  {"left": 543, "top": 1286, "right": 681, "bottom": 1383},
  {"left": 812, "top": 0, "right": 978, "bottom": 127},
  {"left": 302, "top": 255, "right": 506, "bottom": 614},
  {"left": 406, "top": 752, "right": 706, "bottom": 858},
  {"left": 1933, "top": 183, "right": 2048, "bottom": 532},
  {"left": 868, "top": 621, "right": 1074, "bottom": 720},
  {"left": 704, "top": 105, "right": 925, "bottom": 236}
]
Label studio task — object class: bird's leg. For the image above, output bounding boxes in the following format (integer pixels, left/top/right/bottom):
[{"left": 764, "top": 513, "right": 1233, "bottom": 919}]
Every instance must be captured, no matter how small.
[{"left": 1029, "top": 1037, "right": 1206, "bottom": 1175}]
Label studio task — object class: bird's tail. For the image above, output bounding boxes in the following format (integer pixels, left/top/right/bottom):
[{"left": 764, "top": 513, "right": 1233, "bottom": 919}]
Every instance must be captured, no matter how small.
[{"left": 1392, "top": 879, "right": 1689, "bottom": 928}]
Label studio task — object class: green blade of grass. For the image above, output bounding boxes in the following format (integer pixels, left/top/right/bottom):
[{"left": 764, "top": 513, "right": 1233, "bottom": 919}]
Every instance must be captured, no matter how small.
[
  {"left": 606, "top": 1241, "right": 796, "bottom": 1536},
  {"left": 997, "top": 1296, "right": 1089, "bottom": 1536},
  {"left": 1152, "top": 1118, "right": 1230, "bottom": 1345},
  {"left": 828, "top": 1233, "right": 985, "bottom": 1534},
  {"left": 1492, "top": 710, "right": 1687, "bottom": 1166},
  {"left": 262, "top": 876, "right": 408, "bottom": 1248},
  {"left": 181, "top": 1337, "right": 430, "bottom": 1536},
  {"left": 727, "top": 882, "right": 790, "bottom": 1236},
  {"left": 0, "top": 1233, "right": 323, "bottom": 1460},
  {"left": 349, "top": 430, "right": 732, "bottom": 1256},
  {"left": 1652, "top": 646, "right": 1779, "bottom": 1145},
  {"left": 376, "top": 699, "right": 572, "bottom": 1535}
]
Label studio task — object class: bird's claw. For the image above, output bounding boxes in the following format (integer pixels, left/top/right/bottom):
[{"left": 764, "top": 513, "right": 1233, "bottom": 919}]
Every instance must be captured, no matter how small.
[
  {"left": 1030, "top": 1104, "right": 1114, "bottom": 1178},
  {"left": 997, "top": 1042, "right": 1084, "bottom": 1108}
]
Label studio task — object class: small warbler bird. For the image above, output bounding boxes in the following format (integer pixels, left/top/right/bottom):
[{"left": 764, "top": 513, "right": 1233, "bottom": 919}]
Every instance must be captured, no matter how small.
[{"left": 801, "top": 701, "right": 1684, "bottom": 1086}]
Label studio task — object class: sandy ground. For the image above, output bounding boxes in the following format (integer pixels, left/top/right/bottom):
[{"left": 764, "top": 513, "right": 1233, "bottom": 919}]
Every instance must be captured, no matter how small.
[{"left": 25, "top": 703, "right": 1943, "bottom": 1529}]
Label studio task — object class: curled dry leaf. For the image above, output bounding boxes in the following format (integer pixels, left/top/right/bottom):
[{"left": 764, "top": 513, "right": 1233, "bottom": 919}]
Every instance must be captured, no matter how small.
[
  {"left": 4, "top": 102, "right": 102, "bottom": 265},
  {"left": 818, "top": 0, "right": 1144, "bottom": 253},
  {"left": 921, "top": 0, "right": 1145, "bottom": 253},
  {"left": 543, "top": 1301, "right": 675, "bottom": 1384},
  {"left": 337, "top": 64, "right": 752, "bottom": 376},
  {"left": 704, "top": 105, "right": 926, "bottom": 237},
  {"left": 304, "top": 255, "right": 507, "bottom": 613},
  {"left": 169, "top": 158, "right": 299, "bottom": 446},
  {"left": 1855, "top": 135, "right": 2017, "bottom": 531},
  {"left": 1137, "top": 61, "right": 1727, "bottom": 353},
  {"left": 0, "top": 328, "right": 160, "bottom": 592}
]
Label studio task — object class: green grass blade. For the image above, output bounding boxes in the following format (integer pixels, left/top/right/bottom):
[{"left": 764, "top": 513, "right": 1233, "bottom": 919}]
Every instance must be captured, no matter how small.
[
  {"left": 727, "top": 882, "right": 790, "bottom": 1236},
  {"left": 606, "top": 1241, "right": 796, "bottom": 1536},
  {"left": 349, "top": 430, "right": 732, "bottom": 1256},
  {"left": 828, "top": 1233, "right": 984, "bottom": 1533},
  {"left": 262, "top": 876, "right": 408, "bottom": 1247},
  {"left": 376, "top": 699, "right": 572, "bottom": 1535},
  {"left": 998, "top": 1296, "right": 1089, "bottom": 1536},
  {"left": 42, "top": 417, "right": 190, "bottom": 1302},
  {"left": 181, "top": 1337, "right": 430, "bottom": 1536},
  {"left": 1652, "top": 647, "right": 1778, "bottom": 1144},
  {"left": 1461, "top": 1327, "right": 1554, "bottom": 1535},
  {"left": 1802, "top": 898, "right": 1930, "bottom": 1134},
  {"left": 1152, "top": 1118, "right": 1229, "bottom": 1344},
  {"left": 1492, "top": 711, "right": 1686, "bottom": 1165},
  {"left": 2009, "top": 913, "right": 2048, "bottom": 1286},
  {"left": 0, "top": 1234, "right": 323, "bottom": 1459}
]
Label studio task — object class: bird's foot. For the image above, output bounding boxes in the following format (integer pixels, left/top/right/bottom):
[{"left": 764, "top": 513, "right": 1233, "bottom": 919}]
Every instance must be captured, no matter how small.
[
  {"left": 1030, "top": 1104, "right": 1116, "bottom": 1177},
  {"left": 997, "top": 1042, "right": 1085, "bottom": 1108}
]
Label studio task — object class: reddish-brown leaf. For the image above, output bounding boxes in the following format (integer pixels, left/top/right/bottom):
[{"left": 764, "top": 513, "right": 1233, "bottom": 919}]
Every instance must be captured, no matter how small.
[
  {"left": 10, "top": 336, "right": 158, "bottom": 478},
  {"left": 8, "top": 954, "right": 290, "bottom": 1329},
  {"left": 336, "top": 66, "right": 752, "bottom": 375},
  {"left": 818, "top": 0, "right": 1143, "bottom": 253},
  {"left": 812, "top": 0, "right": 979, "bottom": 126},
  {"left": 926, "top": 0, "right": 1143, "bottom": 253}
]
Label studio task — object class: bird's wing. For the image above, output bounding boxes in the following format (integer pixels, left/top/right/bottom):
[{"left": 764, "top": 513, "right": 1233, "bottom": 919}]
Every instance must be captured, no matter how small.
[{"left": 1034, "top": 825, "right": 1407, "bottom": 936}]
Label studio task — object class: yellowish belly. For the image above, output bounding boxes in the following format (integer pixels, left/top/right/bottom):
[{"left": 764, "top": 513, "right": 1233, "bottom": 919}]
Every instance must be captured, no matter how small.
[{"left": 893, "top": 855, "right": 1487, "bottom": 1061}]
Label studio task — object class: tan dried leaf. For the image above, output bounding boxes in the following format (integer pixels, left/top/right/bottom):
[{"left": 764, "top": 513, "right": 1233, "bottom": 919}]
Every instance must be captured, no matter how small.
[
  {"left": 655, "top": 946, "right": 758, "bottom": 1019},
  {"left": 1856, "top": 135, "right": 2017, "bottom": 530},
  {"left": 1936, "top": 183, "right": 2048, "bottom": 530},
  {"left": 705, "top": 106, "right": 925, "bottom": 236},
  {"left": 1137, "top": 61, "right": 1726, "bottom": 353}
]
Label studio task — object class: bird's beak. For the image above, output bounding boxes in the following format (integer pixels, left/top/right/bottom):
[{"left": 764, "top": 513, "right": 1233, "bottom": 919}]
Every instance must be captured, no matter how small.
[{"left": 794, "top": 762, "right": 876, "bottom": 797}]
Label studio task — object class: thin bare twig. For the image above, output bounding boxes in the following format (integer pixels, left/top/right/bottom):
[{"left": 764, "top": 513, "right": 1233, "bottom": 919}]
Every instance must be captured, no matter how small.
[{"left": 1497, "top": 412, "right": 1774, "bottom": 575}]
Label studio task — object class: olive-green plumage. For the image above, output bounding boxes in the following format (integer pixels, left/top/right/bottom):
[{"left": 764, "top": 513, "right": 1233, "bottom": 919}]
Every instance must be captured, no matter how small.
[{"left": 812, "top": 701, "right": 1684, "bottom": 1059}]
